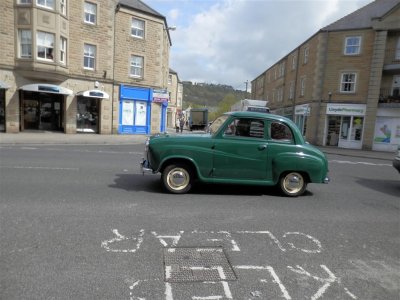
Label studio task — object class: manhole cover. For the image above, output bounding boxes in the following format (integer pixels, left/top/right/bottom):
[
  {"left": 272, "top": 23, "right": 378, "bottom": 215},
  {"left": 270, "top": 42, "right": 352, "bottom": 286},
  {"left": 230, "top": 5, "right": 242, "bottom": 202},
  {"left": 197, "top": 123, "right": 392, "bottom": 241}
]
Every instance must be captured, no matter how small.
[{"left": 164, "top": 247, "right": 237, "bottom": 282}]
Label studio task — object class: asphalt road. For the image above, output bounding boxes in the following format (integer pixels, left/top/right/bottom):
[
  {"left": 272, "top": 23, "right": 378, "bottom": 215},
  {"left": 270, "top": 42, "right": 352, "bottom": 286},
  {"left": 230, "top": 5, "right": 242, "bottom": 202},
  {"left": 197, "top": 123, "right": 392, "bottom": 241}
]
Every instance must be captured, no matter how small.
[{"left": 0, "top": 144, "right": 399, "bottom": 300}]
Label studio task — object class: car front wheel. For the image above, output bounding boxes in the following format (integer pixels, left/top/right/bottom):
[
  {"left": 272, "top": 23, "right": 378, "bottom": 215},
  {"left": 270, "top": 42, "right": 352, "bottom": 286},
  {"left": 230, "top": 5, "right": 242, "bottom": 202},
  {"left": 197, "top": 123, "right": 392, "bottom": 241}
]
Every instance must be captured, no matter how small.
[
  {"left": 162, "top": 164, "right": 193, "bottom": 194},
  {"left": 279, "top": 172, "right": 307, "bottom": 197}
]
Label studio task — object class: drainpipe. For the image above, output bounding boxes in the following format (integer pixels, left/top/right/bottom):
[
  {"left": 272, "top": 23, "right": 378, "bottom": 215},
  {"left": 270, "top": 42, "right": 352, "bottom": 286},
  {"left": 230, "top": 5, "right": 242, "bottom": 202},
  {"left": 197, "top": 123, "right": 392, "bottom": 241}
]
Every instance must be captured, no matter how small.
[
  {"left": 314, "top": 30, "right": 330, "bottom": 145},
  {"left": 111, "top": 4, "right": 120, "bottom": 134}
]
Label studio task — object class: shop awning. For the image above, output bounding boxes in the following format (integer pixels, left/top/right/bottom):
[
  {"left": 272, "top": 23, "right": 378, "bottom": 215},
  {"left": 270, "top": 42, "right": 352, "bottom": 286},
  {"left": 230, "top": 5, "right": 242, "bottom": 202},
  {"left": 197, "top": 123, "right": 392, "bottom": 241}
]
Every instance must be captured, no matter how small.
[
  {"left": 0, "top": 80, "right": 10, "bottom": 89},
  {"left": 19, "top": 84, "right": 73, "bottom": 95},
  {"left": 76, "top": 89, "right": 109, "bottom": 99}
]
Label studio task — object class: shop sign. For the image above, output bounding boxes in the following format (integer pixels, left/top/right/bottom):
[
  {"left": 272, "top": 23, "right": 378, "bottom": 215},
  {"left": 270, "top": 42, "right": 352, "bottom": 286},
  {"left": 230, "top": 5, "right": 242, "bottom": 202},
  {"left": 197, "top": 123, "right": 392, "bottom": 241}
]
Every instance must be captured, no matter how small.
[
  {"left": 153, "top": 89, "right": 169, "bottom": 103},
  {"left": 326, "top": 104, "right": 366, "bottom": 116},
  {"left": 295, "top": 104, "right": 310, "bottom": 116}
]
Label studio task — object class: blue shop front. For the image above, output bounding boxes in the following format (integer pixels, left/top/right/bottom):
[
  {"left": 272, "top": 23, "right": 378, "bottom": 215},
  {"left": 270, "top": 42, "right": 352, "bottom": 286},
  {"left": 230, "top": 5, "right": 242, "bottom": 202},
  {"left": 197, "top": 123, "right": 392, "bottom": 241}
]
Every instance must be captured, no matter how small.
[
  {"left": 119, "top": 85, "right": 152, "bottom": 134},
  {"left": 118, "top": 85, "right": 168, "bottom": 135}
]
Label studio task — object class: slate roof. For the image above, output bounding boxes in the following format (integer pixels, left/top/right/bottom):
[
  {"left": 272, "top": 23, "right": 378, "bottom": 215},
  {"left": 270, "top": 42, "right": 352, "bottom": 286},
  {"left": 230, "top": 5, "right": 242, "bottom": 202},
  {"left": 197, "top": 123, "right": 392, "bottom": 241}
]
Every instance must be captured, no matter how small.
[
  {"left": 322, "top": 0, "right": 400, "bottom": 31},
  {"left": 118, "top": 0, "right": 165, "bottom": 19}
]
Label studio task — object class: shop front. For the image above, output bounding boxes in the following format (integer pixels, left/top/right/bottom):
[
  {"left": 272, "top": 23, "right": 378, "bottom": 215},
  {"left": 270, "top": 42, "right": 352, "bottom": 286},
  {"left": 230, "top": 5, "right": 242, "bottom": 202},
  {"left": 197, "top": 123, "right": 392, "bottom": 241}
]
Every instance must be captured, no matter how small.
[
  {"left": 118, "top": 85, "right": 152, "bottom": 134},
  {"left": 372, "top": 108, "right": 400, "bottom": 152},
  {"left": 326, "top": 103, "right": 366, "bottom": 149},
  {"left": 153, "top": 89, "right": 169, "bottom": 133},
  {"left": 76, "top": 90, "right": 109, "bottom": 133},
  {"left": 294, "top": 104, "right": 310, "bottom": 136},
  {"left": 19, "top": 84, "right": 73, "bottom": 132}
]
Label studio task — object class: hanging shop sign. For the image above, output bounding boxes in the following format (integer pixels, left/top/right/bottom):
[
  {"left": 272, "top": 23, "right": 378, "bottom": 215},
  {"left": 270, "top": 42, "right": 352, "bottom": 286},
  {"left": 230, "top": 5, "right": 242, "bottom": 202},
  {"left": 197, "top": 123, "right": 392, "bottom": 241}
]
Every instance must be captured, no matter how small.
[
  {"left": 153, "top": 89, "right": 169, "bottom": 103},
  {"left": 19, "top": 84, "right": 73, "bottom": 95},
  {"left": 77, "top": 89, "right": 110, "bottom": 99},
  {"left": 326, "top": 104, "right": 366, "bottom": 116}
]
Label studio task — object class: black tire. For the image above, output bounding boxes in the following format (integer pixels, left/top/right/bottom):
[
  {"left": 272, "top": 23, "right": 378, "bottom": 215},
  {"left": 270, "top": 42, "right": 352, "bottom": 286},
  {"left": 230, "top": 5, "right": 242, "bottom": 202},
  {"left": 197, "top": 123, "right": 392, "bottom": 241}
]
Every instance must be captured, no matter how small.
[
  {"left": 162, "top": 163, "right": 193, "bottom": 194},
  {"left": 279, "top": 172, "right": 307, "bottom": 197}
]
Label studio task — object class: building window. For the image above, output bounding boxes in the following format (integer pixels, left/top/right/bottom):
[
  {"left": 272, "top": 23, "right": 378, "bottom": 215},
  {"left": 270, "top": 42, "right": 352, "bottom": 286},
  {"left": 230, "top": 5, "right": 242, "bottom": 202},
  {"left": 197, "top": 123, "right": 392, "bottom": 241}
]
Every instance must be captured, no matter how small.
[
  {"left": 168, "top": 75, "right": 172, "bottom": 85},
  {"left": 303, "top": 47, "right": 309, "bottom": 64},
  {"left": 84, "top": 43, "right": 96, "bottom": 69},
  {"left": 396, "top": 37, "right": 400, "bottom": 60},
  {"left": 37, "top": 0, "right": 54, "bottom": 9},
  {"left": 277, "top": 87, "right": 283, "bottom": 102},
  {"left": 340, "top": 73, "right": 357, "bottom": 92},
  {"left": 37, "top": 31, "right": 54, "bottom": 60},
  {"left": 291, "top": 55, "right": 296, "bottom": 70},
  {"left": 279, "top": 62, "right": 285, "bottom": 78},
  {"left": 300, "top": 77, "right": 306, "bottom": 96},
  {"left": 19, "top": 29, "right": 32, "bottom": 58},
  {"left": 289, "top": 81, "right": 294, "bottom": 100},
  {"left": 18, "top": 0, "right": 32, "bottom": 4},
  {"left": 344, "top": 36, "right": 361, "bottom": 55},
  {"left": 84, "top": 2, "right": 96, "bottom": 24},
  {"left": 60, "top": 0, "right": 66, "bottom": 15},
  {"left": 131, "top": 18, "right": 144, "bottom": 38},
  {"left": 60, "top": 37, "right": 67, "bottom": 64},
  {"left": 130, "top": 55, "right": 143, "bottom": 77}
]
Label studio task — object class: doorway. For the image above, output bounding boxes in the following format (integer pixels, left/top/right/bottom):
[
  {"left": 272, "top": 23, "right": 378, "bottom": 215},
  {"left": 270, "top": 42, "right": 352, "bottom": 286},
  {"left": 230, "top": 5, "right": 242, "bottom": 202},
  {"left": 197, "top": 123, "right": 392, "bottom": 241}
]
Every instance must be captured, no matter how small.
[
  {"left": 0, "top": 89, "right": 5, "bottom": 131},
  {"left": 77, "top": 97, "right": 99, "bottom": 133},
  {"left": 326, "top": 116, "right": 341, "bottom": 146},
  {"left": 22, "top": 92, "right": 63, "bottom": 131}
]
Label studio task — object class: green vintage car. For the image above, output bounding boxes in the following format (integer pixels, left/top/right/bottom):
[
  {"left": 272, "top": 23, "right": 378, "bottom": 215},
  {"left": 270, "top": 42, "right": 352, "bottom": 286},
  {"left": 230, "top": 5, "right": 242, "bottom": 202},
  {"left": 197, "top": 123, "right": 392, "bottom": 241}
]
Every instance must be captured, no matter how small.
[{"left": 141, "top": 111, "right": 329, "bottom": 196}]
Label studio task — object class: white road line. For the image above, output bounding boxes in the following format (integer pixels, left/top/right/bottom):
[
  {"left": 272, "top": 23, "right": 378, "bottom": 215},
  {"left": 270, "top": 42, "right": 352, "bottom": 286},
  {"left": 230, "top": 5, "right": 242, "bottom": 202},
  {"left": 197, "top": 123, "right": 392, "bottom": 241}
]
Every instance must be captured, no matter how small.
[
  {"left": 329, "top": 160, "right": 391, "bottom": 167},
  {"left": 0, "top": 165, "right": 79, "bottom": 171}
]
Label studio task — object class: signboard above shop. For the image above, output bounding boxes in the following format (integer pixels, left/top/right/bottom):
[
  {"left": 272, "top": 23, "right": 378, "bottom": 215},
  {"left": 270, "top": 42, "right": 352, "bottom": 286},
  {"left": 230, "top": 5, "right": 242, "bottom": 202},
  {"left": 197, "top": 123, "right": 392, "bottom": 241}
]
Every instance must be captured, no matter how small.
[
  {"left": 326, "top": 104, "right": 366, "bottom": 116},
  {"left": 153, "top": 89, "right": 169, "bottom": 103}
]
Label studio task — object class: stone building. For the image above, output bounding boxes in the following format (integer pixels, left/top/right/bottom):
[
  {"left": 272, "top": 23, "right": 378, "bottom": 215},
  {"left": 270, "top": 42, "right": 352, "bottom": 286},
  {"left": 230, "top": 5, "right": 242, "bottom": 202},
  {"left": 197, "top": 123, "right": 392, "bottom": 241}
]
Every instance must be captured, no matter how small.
[
  {"left": 0, "top": 0, "right": 178, "bottom": 135},
  {"left": 251, "top": 0, "right": 400, "bottom": 152},
  {"left": 167, "top": 68, "right": 183, "bottom": 129}
]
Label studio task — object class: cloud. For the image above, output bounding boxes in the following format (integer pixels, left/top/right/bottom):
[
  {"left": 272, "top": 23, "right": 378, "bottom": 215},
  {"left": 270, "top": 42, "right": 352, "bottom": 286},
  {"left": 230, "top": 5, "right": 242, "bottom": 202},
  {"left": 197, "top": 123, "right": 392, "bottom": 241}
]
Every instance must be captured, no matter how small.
[{"left": 149, "top": 0, "right": 372, "bottom": 89}]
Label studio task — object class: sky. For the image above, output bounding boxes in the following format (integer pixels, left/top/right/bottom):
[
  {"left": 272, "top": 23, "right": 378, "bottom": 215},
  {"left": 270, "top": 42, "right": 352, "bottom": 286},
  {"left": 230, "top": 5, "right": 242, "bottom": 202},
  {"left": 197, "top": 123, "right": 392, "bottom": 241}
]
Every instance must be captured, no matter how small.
[{"left": 145, "top": 0, "right": 373, "bottom": 91}]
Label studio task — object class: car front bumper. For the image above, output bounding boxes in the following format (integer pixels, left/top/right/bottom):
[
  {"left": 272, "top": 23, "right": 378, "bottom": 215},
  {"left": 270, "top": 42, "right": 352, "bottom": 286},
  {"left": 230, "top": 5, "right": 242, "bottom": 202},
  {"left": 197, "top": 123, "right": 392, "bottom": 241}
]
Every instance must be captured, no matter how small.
[
  {"left": 393, "top": 159, "right": 400, "bottom": 173},
  {"left": 140, "top": 158, "right": 154, "bottom": 175}
]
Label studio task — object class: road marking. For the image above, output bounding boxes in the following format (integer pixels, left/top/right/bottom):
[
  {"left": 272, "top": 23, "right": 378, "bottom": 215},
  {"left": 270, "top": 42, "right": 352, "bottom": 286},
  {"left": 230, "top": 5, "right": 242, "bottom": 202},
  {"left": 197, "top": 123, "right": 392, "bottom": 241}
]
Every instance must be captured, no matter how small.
[
  {"left": 0, "top": 165, "right": 79, "bottom": 171},
  {"left": 329, "top": 160, "right": 391, "bottom": 167},
  {"left": 101, "top": 229, "right": 144, "bottom": 253}
]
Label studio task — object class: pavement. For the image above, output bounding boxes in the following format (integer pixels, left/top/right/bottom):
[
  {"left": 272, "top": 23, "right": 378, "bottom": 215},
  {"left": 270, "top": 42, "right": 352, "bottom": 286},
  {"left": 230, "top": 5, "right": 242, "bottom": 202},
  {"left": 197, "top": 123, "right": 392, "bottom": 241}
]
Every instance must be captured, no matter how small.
[{"left": 0, "top": 130, "right": 396, "bottom": 162}]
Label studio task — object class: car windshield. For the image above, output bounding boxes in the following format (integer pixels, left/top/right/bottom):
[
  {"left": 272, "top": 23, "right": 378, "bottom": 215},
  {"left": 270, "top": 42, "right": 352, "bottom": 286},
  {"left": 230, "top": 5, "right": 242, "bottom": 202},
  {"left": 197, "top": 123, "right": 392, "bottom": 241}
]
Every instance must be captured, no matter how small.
[{"left": 208, "top": 115, "right": 229, "bottom": 135}]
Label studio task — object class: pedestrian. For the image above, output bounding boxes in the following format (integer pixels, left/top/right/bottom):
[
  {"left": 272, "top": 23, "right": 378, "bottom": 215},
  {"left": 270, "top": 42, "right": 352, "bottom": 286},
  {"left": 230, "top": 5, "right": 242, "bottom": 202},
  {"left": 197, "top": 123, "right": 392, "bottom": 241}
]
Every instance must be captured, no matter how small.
[
  {"left": 179, "top": 118, "right": 184, "bottom": 133},
  {"left": 175, "top": 118, "right": 180, "bottom": 133}
]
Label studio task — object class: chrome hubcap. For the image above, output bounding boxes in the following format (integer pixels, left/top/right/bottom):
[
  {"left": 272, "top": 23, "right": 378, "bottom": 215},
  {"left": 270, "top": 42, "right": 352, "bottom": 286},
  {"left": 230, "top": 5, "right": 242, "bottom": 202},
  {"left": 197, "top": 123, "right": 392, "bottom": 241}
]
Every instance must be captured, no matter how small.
[
  {"left": 167, "top": 168, "right": 190, "bottom": 191},
  {"left": 283, "top": 173, "right": 304, "bottom": 194}
]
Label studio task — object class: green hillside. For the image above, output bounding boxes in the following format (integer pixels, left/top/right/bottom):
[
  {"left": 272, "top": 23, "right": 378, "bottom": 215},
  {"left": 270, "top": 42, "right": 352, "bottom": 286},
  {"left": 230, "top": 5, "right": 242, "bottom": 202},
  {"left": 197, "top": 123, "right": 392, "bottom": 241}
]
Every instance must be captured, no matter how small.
[{"left": 182, "top": 82, "right": 250, "bottom": 110}]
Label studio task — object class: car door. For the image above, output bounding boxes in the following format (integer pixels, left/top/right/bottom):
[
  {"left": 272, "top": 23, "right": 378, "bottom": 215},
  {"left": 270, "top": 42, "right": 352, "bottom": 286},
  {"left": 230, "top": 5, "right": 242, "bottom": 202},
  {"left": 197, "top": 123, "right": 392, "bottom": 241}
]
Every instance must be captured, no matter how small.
[{"left": 212, "top": 117, "right": 269, "bottom": 181}]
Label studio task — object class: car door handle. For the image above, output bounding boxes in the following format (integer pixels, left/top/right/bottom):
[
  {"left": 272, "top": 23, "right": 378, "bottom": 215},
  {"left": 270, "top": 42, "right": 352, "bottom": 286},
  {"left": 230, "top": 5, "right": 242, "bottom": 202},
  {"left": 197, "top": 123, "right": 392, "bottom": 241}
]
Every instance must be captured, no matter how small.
[{"left": 258, "top": 144, "right": 267, "bottom": 150}]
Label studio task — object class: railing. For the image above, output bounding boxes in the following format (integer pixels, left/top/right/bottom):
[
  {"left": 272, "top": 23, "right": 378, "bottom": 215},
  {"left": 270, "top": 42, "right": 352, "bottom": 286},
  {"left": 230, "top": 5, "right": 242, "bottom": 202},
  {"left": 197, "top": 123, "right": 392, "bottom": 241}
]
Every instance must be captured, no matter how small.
[{"left": 379, "top": 89, "right": 400, "bottom": 103}]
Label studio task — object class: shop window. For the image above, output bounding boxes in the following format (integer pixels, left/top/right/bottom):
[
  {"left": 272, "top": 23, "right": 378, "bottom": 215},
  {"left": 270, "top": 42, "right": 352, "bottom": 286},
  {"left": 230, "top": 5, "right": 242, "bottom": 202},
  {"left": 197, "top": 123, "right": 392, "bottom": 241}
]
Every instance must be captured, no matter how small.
[
  {"left": 77, "top": 97, "right": 98, "bottom": 133},
  {"left": 340, "top": 116, "right": 363, "bottom": 141}
]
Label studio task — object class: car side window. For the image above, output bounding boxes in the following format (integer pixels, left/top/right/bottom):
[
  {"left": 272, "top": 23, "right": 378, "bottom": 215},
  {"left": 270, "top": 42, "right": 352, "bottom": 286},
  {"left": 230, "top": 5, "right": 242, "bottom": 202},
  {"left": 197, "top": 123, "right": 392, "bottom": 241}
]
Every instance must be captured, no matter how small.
[
  {"left": 270, "top": 122, "right": 293, "bottom": 142},
  {"left": 224, "top": 118, "right": 264, "bottom": 138}
]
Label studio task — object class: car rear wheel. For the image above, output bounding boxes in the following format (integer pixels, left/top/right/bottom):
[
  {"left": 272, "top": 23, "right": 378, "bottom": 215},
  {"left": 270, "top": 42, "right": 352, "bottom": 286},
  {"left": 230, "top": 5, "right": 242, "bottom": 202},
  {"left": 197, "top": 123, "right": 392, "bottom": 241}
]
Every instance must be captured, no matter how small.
[
  {"left": 162, "top": 163, "right": 193, "bottom": 194},
  {"left": 279, "top": 172, "right": 307, "bottom": 197}
]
